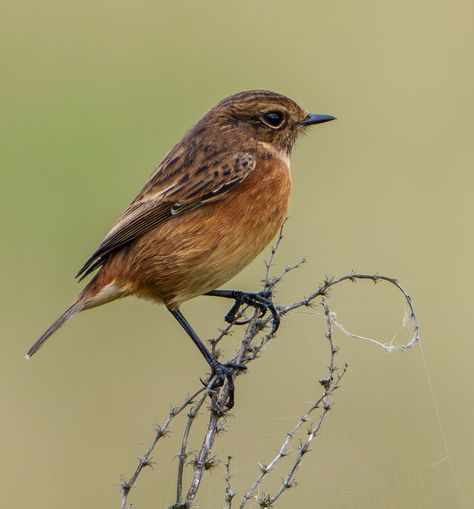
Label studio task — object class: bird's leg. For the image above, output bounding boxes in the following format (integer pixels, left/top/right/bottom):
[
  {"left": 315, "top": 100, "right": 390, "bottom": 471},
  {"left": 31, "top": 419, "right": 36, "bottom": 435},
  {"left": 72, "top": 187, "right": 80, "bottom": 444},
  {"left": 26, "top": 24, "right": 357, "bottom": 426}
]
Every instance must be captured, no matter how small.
[
  {"left": 169, "top": 308, "right": 246, "bottom": 409},
  {"left": 205, "top": 290, "right": 280, "bottom": 333}
]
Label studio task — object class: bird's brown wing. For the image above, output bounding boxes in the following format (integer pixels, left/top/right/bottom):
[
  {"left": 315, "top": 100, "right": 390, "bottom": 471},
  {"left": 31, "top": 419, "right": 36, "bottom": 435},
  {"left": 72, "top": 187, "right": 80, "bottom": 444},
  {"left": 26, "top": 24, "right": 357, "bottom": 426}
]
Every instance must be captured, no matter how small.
[{"left": 75, "top": 150, "right": 256, "bottom": 280}]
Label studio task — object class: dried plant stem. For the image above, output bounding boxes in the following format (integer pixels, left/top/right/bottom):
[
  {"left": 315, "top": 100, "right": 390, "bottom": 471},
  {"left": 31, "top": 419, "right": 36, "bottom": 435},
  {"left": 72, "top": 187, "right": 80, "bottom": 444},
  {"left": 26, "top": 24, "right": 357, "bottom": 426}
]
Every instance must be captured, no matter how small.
[
  {"left": 224, "top": 456, "right": 235, "bottom": 509},
  {"left": 263, "top": 217, "right": 287, "bottom": 283},
  {"left": 264, "top": 302, "right": 345, "bottom": 507},
  {"left": 186, "top": 389, "right": 228, "bottom": 503},
  {"left": 175, "top": 390, "right": 209, "bottom": 504},
  {"left": 120, "top": 386, "right": 207, "bottom": 509},
  {"left": 282, "top": 273, "right": 420, "bottom": 349},
  {"left": 239, "top": 300, "right": 346, "bottom": 508},
  {"left": 118, "top": 223, "right": 419, "bottom": 509}
]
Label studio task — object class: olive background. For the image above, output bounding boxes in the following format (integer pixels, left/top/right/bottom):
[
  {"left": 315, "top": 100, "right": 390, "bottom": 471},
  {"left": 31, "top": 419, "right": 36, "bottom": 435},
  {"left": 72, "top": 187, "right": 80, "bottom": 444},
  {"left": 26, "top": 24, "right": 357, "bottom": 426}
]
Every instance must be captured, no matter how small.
[{"left": 1, "top": 1, "right": 473, "bottom": 508}]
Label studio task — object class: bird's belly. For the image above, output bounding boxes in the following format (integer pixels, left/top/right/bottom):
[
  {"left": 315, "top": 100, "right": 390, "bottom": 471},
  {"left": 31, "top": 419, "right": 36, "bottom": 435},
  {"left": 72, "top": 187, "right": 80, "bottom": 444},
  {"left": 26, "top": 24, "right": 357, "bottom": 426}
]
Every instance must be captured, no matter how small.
[{"left": 119, "top": 160, "right": 292, "bottom": 307}]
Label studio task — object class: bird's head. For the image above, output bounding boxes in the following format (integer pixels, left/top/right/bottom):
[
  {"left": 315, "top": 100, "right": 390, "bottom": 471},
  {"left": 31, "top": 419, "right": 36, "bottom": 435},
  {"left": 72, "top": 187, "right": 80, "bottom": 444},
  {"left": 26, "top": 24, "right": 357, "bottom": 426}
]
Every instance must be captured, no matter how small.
[{"left": 191, "top": 90, "right": 335, "bottom": 155}]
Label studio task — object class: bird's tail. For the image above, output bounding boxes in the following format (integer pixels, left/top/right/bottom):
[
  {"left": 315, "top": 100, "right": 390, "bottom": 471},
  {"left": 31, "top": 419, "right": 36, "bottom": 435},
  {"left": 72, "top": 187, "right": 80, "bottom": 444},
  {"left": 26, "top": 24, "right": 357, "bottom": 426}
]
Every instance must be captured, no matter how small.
[{"left": 26, "top": 300, "right": 84, "bottom": 359}]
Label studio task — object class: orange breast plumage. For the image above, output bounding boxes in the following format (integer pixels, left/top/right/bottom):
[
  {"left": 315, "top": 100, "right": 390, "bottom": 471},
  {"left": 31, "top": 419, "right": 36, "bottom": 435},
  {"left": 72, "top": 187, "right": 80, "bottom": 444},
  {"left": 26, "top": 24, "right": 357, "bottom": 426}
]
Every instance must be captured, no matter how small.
[{"left": 90, "top": 156, "right": 292, "bottom": 309}]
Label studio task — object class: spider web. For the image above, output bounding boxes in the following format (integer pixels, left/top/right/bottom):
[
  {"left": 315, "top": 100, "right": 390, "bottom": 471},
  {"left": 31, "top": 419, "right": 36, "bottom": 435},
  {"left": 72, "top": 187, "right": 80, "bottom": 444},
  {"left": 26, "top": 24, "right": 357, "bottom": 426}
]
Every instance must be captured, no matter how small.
[{"left": 294, "top": 303, "right": 468, "bottom": 509}]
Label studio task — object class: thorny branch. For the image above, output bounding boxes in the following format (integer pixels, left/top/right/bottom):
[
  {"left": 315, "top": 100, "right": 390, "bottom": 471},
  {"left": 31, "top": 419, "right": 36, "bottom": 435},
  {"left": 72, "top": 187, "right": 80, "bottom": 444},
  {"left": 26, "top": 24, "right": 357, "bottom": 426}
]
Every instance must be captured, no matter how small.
[
  {"left": 224, "top": 456, "right": 235, "bottom": 509},
  {"left": 119, "top": 224, "right": 419, "bottom": 509},
  {"left": 119, "top": 385, "right": 208, "bottom": 509},
  {"left": 239, "top": 301, "right": 346, "bottom": 508},
  {"left": 175, "top": 391, "right": 209, "bottom": 503}
]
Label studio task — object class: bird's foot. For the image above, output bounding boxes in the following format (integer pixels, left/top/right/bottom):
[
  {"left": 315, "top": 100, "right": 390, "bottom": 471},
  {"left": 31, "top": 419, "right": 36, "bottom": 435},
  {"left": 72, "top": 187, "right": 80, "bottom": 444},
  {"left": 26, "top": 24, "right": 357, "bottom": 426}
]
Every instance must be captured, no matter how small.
[
  {"left": 225, "top": 290, "right": 280, "bottom": 333},
  {"left": 204, "top": 361, "right": 247, "bottom": 409}
]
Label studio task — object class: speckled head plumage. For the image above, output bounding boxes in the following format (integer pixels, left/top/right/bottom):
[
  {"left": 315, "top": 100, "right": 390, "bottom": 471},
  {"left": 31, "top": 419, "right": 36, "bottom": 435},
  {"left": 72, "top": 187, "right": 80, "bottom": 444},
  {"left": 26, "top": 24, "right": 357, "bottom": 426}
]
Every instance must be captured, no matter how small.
[{"left": 184, "top": 90, "right": 335, "bottom": 155}]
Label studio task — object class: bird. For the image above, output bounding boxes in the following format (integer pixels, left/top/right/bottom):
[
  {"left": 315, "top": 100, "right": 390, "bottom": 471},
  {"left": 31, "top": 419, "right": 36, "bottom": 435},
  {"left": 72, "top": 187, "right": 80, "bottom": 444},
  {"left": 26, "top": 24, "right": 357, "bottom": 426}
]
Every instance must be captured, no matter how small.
[{"left": 27, "top": 90, "right": 335, "bottom": 408}]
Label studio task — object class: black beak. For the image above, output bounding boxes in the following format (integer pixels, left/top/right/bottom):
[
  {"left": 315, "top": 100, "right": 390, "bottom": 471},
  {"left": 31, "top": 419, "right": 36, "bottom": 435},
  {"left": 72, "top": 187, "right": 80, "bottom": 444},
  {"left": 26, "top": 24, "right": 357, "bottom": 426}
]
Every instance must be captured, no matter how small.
[{"left": 300, "top": 113, "right": 336, "bottom": 126}]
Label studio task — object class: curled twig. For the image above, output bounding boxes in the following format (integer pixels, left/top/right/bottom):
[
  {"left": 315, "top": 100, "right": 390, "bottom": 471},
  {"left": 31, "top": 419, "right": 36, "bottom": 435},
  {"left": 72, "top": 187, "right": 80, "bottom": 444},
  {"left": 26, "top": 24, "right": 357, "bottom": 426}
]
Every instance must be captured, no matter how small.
[{"left": 281, "top": 273, "right": 419, "bottom": 350}]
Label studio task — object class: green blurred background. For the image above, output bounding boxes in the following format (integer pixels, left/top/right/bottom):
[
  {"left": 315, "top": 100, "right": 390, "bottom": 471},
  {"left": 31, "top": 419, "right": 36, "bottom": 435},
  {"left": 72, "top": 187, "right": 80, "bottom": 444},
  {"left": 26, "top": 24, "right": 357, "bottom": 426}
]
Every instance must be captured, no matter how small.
[{"left": 1, "top": 0, "right": 473, "bottom": 507}]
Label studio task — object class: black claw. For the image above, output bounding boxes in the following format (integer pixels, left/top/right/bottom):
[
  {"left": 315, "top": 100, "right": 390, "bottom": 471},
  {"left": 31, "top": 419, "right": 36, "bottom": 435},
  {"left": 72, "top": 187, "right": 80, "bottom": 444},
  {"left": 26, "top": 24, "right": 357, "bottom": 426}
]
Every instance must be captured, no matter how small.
[
  {"left": 205, "top": 362, "right": 247, "bottom": 409},
  {"left": 223, "top": 290, "right": 280, "bottom": 333},
  {"left": 268, "top": 303, "right": 280, "bottom": 334},
  {"left": 208, "top": 374, "right": 225, "bottom": 390},
  {"left": 224, "top": 300, "right": 241, "bottom": 324},
  {"left": 231, "top": 317, "right": 253, "bottom": 326},
  {"left": 225, "top": 361, "right": 247, "bottom": 371}
]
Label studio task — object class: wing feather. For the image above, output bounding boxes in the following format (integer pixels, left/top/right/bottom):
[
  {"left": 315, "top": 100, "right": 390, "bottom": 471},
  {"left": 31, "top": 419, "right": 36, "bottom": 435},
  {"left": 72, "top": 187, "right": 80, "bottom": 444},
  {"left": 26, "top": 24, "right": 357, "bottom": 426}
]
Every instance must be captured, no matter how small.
[{"left": 76, "top": 150, "right": 255, "bottom": 279}]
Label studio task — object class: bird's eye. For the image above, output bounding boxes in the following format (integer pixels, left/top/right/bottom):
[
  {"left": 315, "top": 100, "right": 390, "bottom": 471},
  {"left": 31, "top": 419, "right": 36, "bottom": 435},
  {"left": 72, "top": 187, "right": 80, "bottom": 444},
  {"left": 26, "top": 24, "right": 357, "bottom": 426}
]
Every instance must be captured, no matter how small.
[{"left": 262, "top": 110, "right": 285, "bottom": 128}]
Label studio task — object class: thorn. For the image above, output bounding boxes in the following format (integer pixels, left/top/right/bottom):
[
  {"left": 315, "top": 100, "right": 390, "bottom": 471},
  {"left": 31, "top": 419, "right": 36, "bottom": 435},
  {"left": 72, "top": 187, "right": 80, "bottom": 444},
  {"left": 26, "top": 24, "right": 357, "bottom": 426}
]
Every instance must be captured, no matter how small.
[
  {"left": 120, "top": 479, "right": 132, "bottom": 494},
  {"left": 139, "top": 456, "right": 155, "bottom": 469}
]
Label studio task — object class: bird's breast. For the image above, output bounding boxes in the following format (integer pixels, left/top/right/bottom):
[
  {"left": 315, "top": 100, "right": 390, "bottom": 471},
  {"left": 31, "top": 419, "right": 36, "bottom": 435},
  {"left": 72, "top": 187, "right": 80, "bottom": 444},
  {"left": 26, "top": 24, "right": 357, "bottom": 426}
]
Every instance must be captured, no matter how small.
[{"left": 118, "top": 156, "right": 292, "bottom": 307}]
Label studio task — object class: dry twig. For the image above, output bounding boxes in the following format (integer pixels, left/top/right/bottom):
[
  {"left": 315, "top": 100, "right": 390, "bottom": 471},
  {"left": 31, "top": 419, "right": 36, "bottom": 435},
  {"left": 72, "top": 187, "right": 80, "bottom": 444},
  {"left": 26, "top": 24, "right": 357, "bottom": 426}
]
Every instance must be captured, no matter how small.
[{"left": 119, "top": 223, "right": 419, "bottom": 509}]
